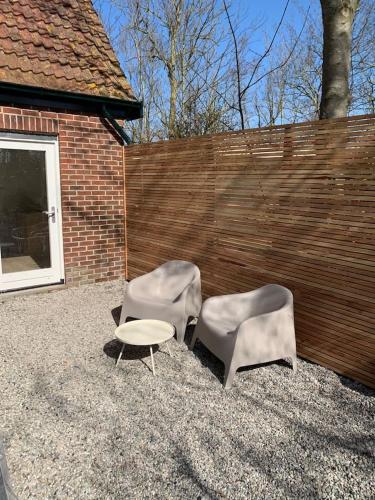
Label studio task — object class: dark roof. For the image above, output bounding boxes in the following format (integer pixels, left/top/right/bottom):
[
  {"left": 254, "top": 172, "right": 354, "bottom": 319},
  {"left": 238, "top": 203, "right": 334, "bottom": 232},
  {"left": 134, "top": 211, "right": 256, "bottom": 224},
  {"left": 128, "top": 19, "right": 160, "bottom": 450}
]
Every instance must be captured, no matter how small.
[{"left": 0, "top": 0, "right": 136, "bottom": 101}]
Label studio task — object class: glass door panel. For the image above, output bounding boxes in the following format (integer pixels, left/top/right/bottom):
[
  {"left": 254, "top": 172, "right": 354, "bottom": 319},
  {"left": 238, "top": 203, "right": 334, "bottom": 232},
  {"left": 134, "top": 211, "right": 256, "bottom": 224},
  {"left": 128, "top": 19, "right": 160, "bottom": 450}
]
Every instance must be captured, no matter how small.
[
  {"left": 0, "top": 135, "right": 63, "bottom": 292},
  {"left": 0, "top": 149, "right": 51, "bottom": 273}
]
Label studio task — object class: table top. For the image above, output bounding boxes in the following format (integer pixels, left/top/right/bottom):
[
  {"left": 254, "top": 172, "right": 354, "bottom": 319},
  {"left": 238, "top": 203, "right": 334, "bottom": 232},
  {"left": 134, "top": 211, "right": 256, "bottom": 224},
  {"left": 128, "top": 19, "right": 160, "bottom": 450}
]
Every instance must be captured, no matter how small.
[{"left": 115, "top": 319, "right": 175, "bottom": 346}]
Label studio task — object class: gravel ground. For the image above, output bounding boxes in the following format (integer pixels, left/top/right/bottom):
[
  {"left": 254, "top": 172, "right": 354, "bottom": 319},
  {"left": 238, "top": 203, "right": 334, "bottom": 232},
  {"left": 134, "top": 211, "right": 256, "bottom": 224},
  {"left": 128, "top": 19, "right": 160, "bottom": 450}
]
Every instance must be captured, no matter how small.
[{"left": 0, "top": 280, "right": 374, "bottom": 500}]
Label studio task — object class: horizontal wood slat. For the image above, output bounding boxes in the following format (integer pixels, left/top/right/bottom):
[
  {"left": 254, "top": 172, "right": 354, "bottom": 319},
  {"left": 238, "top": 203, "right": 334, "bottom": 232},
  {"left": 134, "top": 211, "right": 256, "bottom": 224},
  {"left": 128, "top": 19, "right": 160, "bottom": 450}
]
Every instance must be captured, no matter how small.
[{"left": 125, "top": 114, "right": 375, "bottom": 389}]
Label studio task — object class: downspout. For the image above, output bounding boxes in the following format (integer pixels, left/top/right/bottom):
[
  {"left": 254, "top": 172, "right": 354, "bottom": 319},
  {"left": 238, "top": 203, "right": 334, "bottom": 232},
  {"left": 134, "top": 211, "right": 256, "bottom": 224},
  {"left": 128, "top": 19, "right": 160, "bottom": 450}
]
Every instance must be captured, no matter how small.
[{"left": 102, "top": 105, "right": 130, "bottom": 279}]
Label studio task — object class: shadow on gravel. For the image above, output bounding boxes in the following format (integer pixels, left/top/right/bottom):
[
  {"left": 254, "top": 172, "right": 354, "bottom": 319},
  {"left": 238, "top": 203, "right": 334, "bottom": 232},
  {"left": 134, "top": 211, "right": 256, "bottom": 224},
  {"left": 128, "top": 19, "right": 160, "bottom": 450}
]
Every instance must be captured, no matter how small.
[
  {"left": 339, "top": 376, "right": 375, "bottom": 397},
  {"left": 103, "top": 339, "right": 160, "bottom": 361}
]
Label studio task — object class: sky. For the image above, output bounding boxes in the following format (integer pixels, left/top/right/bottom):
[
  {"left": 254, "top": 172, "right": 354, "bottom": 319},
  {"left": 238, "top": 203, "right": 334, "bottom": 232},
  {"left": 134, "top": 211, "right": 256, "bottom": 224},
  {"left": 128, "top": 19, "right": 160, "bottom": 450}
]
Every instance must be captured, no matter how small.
[
  {"left": 95, "top": 0, "right": 317, "bottom": 71},
  {"left": 246, "top": 0, "right": 312, "bottom": 19},
  {"left": 233, "top": 0, "right": 312, "bottom": 27},
  {"left": 229, "top": 0, "right": 314, "bottom": 54}
]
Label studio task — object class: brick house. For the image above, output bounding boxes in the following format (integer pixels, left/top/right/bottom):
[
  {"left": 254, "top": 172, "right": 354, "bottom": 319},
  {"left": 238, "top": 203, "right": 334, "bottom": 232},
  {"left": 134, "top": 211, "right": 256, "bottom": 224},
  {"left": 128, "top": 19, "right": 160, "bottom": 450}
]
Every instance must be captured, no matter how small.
[{"left": 0, "top": 0, "right": 141, "bottom": 292}]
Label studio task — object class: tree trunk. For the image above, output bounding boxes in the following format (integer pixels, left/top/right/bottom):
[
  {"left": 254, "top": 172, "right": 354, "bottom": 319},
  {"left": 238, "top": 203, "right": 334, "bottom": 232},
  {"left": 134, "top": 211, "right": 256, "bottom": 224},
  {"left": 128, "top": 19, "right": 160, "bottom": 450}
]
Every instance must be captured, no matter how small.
[
  {"left": 319, "top": 0, "right": 359, "bottom": 119},
  {"left": 167, "top": 31, "right": 177, "bottom": 138},
  {"left": 168, "top": 70, "right": 177, "bottom": 139}
]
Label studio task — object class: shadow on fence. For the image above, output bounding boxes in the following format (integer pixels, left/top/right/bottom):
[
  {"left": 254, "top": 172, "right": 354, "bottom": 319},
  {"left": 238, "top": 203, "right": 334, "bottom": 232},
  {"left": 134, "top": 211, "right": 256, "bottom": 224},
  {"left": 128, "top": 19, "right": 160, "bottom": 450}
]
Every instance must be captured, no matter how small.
[{"left": 124, "top": 114, "right": 375, "bottom": 389}]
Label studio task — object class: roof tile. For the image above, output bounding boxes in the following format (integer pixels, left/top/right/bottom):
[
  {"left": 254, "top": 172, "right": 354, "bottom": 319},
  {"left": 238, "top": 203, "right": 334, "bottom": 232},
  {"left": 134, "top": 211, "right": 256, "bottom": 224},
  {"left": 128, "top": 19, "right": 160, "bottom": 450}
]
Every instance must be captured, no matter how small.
[{"left": 0, "top": 0, "right": 136, "bottom": 101}]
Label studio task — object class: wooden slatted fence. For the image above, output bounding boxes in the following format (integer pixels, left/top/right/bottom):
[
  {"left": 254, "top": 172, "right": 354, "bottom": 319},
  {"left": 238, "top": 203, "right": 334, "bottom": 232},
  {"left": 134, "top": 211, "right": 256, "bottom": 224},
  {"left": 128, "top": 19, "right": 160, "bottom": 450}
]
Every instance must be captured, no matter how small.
[{"left": 124, "top": 114, "right": 375, "bottom": 388}]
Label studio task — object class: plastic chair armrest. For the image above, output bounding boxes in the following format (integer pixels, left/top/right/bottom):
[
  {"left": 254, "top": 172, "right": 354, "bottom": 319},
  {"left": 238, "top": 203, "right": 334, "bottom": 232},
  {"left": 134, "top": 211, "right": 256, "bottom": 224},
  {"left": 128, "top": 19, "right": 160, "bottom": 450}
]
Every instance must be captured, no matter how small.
[{"left": 237, "top": 307, "right": 287, "bottom": 337}]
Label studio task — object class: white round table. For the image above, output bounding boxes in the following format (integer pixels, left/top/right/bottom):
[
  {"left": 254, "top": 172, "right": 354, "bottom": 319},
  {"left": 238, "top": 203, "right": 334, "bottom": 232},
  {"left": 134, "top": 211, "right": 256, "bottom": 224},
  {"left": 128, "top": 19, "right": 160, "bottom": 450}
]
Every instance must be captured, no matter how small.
[{"left": 114, "top": 319, "right": 175, "bottom": 376}]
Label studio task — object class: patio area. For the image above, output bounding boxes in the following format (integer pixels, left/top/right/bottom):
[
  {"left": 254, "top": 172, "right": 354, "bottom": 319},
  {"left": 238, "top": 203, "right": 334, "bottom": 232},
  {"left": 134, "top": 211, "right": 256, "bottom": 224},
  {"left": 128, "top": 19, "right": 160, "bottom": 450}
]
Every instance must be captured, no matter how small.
[{"left": 0, "top": 280, "right": 374, "bottom": 499}]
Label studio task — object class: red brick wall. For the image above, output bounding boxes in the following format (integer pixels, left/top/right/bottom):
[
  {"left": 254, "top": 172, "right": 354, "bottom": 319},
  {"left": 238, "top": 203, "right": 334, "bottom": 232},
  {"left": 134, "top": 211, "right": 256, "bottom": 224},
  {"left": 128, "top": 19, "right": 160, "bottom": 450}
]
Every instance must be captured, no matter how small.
[{"left": 0, "top": 105, "right": 125, "bottom": 286}]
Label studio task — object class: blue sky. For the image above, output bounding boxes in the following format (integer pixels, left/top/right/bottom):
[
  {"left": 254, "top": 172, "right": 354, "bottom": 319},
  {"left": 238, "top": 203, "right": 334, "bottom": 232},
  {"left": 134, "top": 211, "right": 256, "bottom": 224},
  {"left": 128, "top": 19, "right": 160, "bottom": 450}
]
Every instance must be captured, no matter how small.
[
  {"left": 229, "top": 0, "right": 314, "bottom": 53},
  {"left": 247, "top": 0, "right": 312, "bottom": 21},
  {"left": 96, "top": 0, "right": 317, "bottom": 63}
]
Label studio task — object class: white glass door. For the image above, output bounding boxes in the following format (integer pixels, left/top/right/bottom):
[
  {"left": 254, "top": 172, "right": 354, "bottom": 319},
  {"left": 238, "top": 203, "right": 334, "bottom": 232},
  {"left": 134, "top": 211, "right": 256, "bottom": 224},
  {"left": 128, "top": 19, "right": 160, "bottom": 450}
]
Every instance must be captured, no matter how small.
[{"left": 0, "top": 134, "right": 64, "bottom": 291}]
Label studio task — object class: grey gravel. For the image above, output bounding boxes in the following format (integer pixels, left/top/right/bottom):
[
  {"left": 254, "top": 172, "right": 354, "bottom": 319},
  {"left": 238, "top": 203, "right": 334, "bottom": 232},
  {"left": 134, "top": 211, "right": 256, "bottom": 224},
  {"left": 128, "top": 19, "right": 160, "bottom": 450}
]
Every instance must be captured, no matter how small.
[{"left": 0, "top": 280, "right": 374, "bottom": 500}]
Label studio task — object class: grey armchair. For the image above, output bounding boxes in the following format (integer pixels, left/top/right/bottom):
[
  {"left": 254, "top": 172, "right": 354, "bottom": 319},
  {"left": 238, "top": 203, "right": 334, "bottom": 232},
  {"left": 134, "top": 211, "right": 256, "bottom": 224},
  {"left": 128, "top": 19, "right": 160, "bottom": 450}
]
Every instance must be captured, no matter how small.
[
  {"left": 120, "top": 260, "right": 202, "bottom": 343},
  {"left": 190, "top": 284, "right": 297, "bottom": 388}
]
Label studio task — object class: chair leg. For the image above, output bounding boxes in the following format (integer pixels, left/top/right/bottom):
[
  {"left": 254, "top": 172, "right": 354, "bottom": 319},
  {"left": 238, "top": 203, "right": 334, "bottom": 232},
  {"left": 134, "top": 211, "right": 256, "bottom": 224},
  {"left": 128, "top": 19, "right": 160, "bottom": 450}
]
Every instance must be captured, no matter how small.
[
  {"left": 175, "top": 318, "right": 187, "bottom": 344},
  {"left": 116, "top": 343, "right": 125, "bottom": 367},
  {"left": 189, "top": 328, "right": 199, "bottom": 350},
  {"left": 119, "top": 308, "right": 127, "bottom": 326},
  {"left": 291, "top": 355, "right": 297, "bottom": 373},
  {"left": 223, "top": 363, "right": 237, "bottom": 389},
  {"left": 150, "top": 346, "right": 156, "bottom": 376},
  {"left": 166, "top": 341, "right": 172, "bottom": 357}
]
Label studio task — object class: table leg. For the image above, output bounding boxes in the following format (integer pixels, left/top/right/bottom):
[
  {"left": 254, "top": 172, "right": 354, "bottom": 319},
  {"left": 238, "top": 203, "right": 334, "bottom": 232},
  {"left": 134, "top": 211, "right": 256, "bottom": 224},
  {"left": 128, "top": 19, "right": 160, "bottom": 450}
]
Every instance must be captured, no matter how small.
[
  {"left": 116, "top": 343, "right": 125, "bottom": 367},
  {"left": 150, "top": 346, "right": 155, "bottom": 376},
  {"left": 166, "top": 342, "right": 172, "bottom": 357}
]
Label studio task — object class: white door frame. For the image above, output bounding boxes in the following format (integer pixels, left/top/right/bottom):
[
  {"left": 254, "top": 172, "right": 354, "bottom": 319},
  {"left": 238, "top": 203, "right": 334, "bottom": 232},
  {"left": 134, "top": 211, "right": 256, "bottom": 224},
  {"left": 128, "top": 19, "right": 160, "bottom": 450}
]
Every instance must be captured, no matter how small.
[{"left": 0, "top": 133, "right": 64, "bottom": 291}]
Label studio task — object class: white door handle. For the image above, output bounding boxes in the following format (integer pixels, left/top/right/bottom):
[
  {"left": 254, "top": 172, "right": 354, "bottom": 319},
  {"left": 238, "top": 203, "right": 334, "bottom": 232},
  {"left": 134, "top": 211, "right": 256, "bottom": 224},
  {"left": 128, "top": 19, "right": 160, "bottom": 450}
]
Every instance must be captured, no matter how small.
[{"left": 42, "top": 206, "right": 56, "bottom": 223}]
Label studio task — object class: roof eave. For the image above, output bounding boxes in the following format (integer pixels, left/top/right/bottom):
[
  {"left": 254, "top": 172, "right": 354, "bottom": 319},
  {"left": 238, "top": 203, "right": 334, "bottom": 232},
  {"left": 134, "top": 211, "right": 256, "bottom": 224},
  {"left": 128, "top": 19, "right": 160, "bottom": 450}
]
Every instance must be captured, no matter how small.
[{"left": 0, "top": 81, "right": 143, "bottom": 120}]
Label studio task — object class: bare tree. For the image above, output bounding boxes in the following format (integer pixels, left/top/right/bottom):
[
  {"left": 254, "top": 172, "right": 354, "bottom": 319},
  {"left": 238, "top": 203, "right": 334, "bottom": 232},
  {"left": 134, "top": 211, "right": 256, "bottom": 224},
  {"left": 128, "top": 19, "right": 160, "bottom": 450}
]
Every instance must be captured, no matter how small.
[
  {"left": 280, "top": 0, "right": 374, "bottom": 122},
  {"left": 319, "top": 0, "right": 360, "bottom": 118},
  {"left": 251, "top": 56, "right": 289, "bottom": 127},
  {"left": 222, "top": 0, "right": 310, "bottom": 129},
  {"left": 110, "top": 0, "right": 228, "bottom": 141},
  {"left": 283, "top": 20, "right": 323, "bottom": 122},
  {"left": 349, "top": 0, "right": 375, "bottom": 114},
  {"left": 95, "top": 0, "right": 373, "bottom": 138}
]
